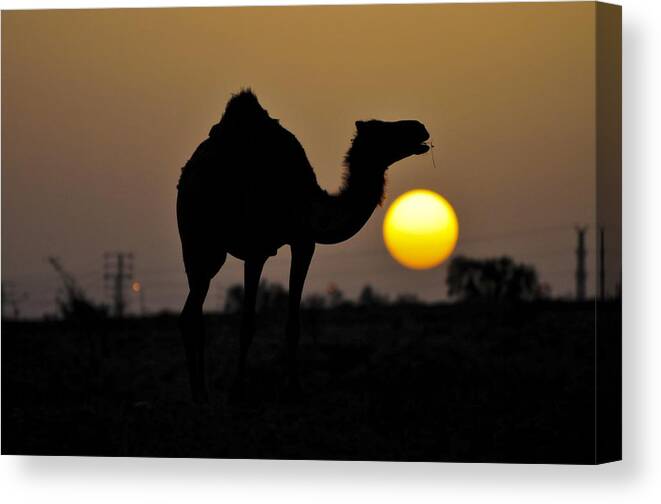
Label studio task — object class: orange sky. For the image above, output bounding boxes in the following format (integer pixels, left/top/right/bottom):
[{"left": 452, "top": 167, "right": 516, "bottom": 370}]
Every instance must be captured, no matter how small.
[{"left": 2, "top": 3, "right": 609, "bottom": 316}]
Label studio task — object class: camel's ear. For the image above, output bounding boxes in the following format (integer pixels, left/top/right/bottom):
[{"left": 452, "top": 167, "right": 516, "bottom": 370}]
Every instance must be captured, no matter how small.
[{"left": 355, "top": 120, "right": 366, "bottom": 132}]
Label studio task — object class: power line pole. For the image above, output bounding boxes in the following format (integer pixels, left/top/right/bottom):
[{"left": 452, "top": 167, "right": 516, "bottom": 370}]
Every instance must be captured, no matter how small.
[
  {"left": 575, "top": 226, "right": 588, "bottom": 301},
  {"left": 104, "top": 252, "right": 133, "bottom": 318},
  {"left": 599, "top": 226, "right": 606, "bottom": 301}
]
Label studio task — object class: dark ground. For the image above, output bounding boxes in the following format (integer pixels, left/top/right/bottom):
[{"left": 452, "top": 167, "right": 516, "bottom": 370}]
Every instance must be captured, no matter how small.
[{"left": 1, "top": 302, "right": 619, "bottom": 463}]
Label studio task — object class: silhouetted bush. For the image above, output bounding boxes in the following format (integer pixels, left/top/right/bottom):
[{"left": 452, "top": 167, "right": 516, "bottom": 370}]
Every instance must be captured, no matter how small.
[
  {"left": 302, "top": 293, "right": 327, "bottom": 310},
  {"left": 224, "top": 284, "right": 244, "bottom": 314},
  {"left": 256, "top": 280, "right": 288, "bottom": 313},
  {"left": 326, "top": 283, "right": 352, "bottom": 308},
  {"left": 224, "top": 281, "right": 289, "bottom": 314},
  {"left": 394, "top": 293, "right": 421, "bottom": 306},
  {"left": 358, "top": 285, "right": 389, "bottom": 307},
  {"left": 54, "top": 294, "right": 108, "bottom": 323}
]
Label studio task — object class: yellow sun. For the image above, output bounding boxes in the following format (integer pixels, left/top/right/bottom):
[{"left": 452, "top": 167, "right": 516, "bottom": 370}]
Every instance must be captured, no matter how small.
[{"left": 383, "top": 189, "right": 459, "bottom": 270}]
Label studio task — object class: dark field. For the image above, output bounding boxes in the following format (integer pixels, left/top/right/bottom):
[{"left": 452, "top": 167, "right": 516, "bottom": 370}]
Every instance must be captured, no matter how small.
[{"left": 2, "top": 302, "right": 616, "bottom": 463}]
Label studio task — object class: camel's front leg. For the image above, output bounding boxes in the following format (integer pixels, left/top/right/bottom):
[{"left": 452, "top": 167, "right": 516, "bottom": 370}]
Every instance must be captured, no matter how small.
[
  {"left": 286, "top": 240, "right": 315, "bottom": 391},
  {"left": 230, "top": 255, "right": 266, "bottom": 402}
]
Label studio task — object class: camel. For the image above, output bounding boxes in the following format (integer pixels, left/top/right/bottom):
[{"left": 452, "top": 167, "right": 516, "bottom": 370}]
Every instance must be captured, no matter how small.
[{"left": 177, "top": 89, "right": 429, "bottom": 402}]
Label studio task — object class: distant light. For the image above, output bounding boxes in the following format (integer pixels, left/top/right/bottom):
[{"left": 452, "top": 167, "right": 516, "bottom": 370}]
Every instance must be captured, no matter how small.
[{"left": 131, "top": 281, "right": 142, "bottom": 293}]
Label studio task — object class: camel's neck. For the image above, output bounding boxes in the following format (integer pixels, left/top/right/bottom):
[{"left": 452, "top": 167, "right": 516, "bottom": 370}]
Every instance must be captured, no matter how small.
[{"left": 310, "top": 141, "right": 387, "bottom": 245}]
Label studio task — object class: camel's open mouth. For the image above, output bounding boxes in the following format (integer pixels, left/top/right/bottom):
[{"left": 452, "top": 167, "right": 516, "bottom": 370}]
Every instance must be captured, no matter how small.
[
  {"left": 408, "top": 126, "right": 431, "bottom": 155},
  {"left": 413, "top": 143, "right": 431, "bottom": 155}
]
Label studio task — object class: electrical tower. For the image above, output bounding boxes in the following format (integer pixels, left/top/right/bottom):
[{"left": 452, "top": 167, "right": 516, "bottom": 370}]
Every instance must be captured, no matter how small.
[
  {"left": 575, "top": 226, "right": 588, "bottom": 301},
  {"left": 104, "top": 252, "right": 133, "bottom": 318}
]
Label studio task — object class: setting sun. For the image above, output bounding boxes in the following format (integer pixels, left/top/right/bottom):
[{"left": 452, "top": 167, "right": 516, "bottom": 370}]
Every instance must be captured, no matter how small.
[{"left": 383, "top": 189, "right": 459, "bottom": 270}]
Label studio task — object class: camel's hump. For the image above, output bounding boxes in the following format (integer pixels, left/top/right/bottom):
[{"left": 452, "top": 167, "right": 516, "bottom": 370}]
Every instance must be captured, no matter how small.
[
  {"left": 208, "top": 89, "right": 272, "bottom": 138},
  {"left": 179, "top": 89, "right": 318, "bottom": 193}
]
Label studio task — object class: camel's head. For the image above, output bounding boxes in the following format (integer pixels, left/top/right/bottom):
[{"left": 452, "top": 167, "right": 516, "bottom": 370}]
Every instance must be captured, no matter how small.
[{"left": 354, "top": 119, "right": 430, "bottom": 167}]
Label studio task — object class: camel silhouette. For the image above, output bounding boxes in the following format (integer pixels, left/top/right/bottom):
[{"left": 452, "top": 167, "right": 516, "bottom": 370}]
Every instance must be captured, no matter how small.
[{"left": 177, "top": 89, "right": 429, "bottom": 402}]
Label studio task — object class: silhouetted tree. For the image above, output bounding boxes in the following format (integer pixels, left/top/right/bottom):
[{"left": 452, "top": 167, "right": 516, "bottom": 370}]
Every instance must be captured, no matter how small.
[
  {"left": 224, "top": 284, "right": 244, "bottom": 314},
  {"left": 256, "top": 280, "right": 288, "bottom": 313},
  {"left": 326, "top": 283, "right": 347, "bottom": 308},
  {"left": 358, "top": 285, "right": 389, "bottom": 306},
  {"left": 446, "top": 255, "right": 545, "bottom": 302},
  {"left": 301, "top": 293, "right": 326, "bottom": 344},
  {"left": 302, "top": 293, "right": 326, "bottom": 310},
  {"left": 48, "top": 257, "right": 107, "bottom": 322}
]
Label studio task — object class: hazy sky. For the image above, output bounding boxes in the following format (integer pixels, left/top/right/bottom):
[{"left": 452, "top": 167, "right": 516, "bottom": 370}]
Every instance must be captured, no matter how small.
[{"left": 2, "top": 3, "right": 604, "bottom": 317}]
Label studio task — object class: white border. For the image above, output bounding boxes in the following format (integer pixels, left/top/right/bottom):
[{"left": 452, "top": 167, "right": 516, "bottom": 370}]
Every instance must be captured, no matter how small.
[{"left": 2, "top": 1, "right": 660, "bottom": 503}]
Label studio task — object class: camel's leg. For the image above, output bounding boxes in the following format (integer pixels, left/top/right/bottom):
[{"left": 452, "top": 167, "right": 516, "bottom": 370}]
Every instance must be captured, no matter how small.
[
  {"left": 230, "top": 255, "right": 266, "bottom": 401},
  {"left": 285, "top": 240, "right": 315, "bottom": 390},
  {"left": 179, "top": 276, "right": 211, "bottom": 403}
]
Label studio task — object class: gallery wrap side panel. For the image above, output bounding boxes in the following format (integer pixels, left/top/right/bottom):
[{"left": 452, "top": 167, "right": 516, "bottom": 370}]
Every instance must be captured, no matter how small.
[{"left": 595, "top": 1, "right": 622, "bottom": 465}]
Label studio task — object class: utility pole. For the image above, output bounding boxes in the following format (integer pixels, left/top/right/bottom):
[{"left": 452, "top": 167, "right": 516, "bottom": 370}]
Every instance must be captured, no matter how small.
[
  {"left": 575, "top": 226, "right": 588, "bottom": 301},
  {"left": 104, "top": 252, "right": 133, "bottom": 318},
  {"left": 599, "top": 226, "right": 606, "bottom": 301}
]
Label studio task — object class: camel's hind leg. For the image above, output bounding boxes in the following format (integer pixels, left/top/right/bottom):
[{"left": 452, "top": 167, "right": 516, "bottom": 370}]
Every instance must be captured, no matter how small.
[
  {"left": 180, "top": 278, "right": 210, "bottom": 402},
  {"left": 179, "top": 254, "right": 226, "bottom": 403},
  {"left": 285, "top": 240, "right": 315, "bottom": 391}
]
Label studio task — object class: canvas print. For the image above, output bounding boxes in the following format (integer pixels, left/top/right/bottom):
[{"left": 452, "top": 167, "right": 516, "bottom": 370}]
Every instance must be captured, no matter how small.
[{"left": 1, "top": 2, "right": 621, "bottom": 463}]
